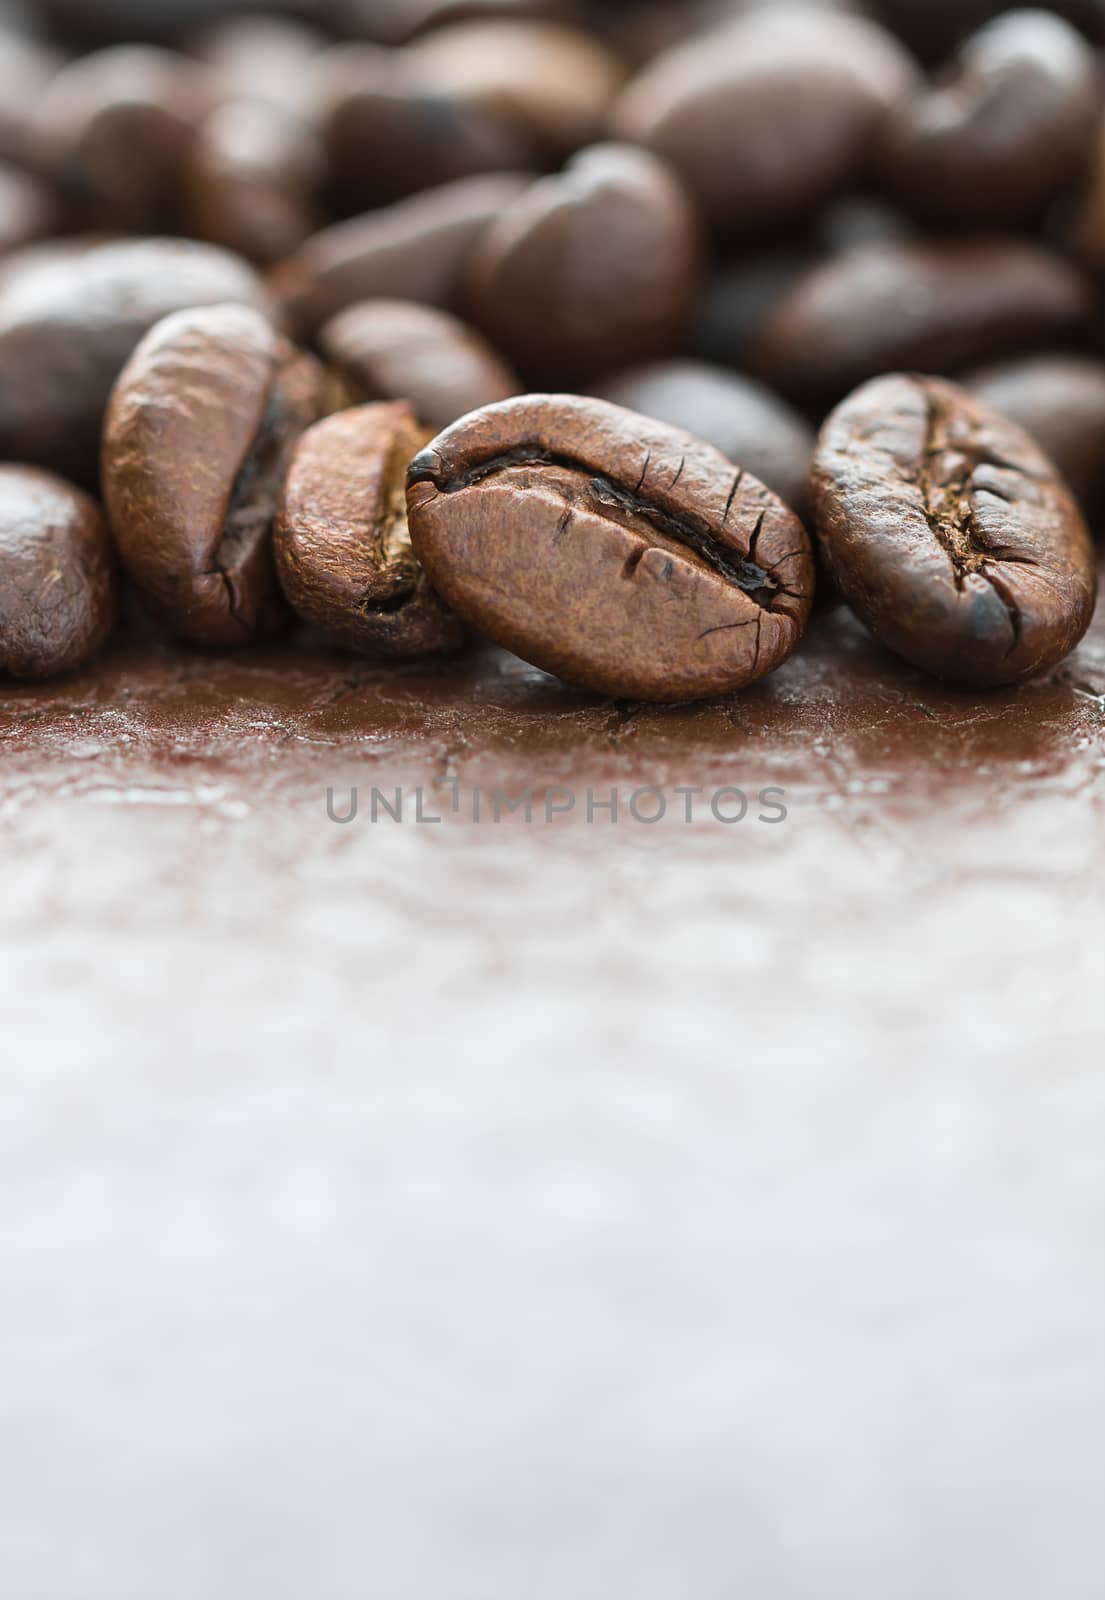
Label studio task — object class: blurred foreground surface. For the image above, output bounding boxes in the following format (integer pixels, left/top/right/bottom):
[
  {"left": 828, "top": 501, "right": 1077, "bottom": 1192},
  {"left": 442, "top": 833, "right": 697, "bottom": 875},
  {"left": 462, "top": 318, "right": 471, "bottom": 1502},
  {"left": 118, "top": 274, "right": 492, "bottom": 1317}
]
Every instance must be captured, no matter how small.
[{"left": 1, "top": 585, "right": 1103, "bottom": 1599}]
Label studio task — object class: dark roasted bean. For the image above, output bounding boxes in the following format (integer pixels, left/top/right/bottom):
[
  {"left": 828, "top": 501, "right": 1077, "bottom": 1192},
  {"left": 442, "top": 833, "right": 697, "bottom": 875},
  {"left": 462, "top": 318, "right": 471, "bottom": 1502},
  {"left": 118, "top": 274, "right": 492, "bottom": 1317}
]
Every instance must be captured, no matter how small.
[
  {"left": 811, "top": 373, "right": 1097, "bottom": 685},
  {"left": 0, "top": 464, "right": 115, "bottom": 679}
]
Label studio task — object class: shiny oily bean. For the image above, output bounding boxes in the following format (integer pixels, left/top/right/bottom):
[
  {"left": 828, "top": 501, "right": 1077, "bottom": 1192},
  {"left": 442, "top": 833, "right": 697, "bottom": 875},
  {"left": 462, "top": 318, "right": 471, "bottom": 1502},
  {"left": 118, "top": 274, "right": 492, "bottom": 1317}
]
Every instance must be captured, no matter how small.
[
  {"left": 811, "top": 374, "right": 1097, "bottom": 686},
  {"left": 103, "top": 302, "right": 329, "bottom": 646},
  {"left": 276, "top": 403, "right": 466, "bottom": 659},
  {"left": 407, "top": 395, "right": 815, "bottom": 702},
  {"left": 0, "top": 465, "right": 115, "bottom": 680},
  {"left": 319, "top": 299, "right": 520, "bottom": 431}
]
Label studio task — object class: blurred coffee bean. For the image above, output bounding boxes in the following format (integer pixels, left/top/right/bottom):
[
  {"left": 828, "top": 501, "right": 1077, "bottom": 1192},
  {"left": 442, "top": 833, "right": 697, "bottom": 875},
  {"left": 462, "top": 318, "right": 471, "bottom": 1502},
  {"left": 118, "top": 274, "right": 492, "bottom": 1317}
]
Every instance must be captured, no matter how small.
[
  {"left": 405, "top": 19, "right": 624, "bottom": 159},
  {"left": 32, "top": 0, "right": 328, "bottom": 47},
  {"left": 464, "top": 144, "right": 703, "bottom": 384},
  {"left": 875, "top": 0, "right": 1103, "bottom": 64},
  {"left": 816, "top": 197, "right": 917, "bottom": 254},
  {"left": 878, "top": 10, "right": 1101, "bottom": 230},
  {"left": 0, "top": 27, "right": 62, "bottom": 168},
  {"left": 0, "top": 163, "right": 59, "bottom": 257},
  {"left": 103, "top": 302, "right": 328, "bottom": 646},
  {"left": 272, "top": 170, "right": 532, "bottom": 338},
  {"left": 0, "top": 236, "right": 268, "bottom": 485},
  {"left": 748, "top": 238, "right": 1096, "bottom": 404},
  {"left": 596, "top": 0, "right": 870, "bottom": 67},
  {"left": 319, "top": 299, "right": 520, "bottom": 429},
  {"left": 0, "top": 465, "right": 115, "bottom": 680},
  {"left": 1073, "top": 118, "right": 1105, "bottom": 272},
  {"left": 309, "top": 42, "right": 536, "bottom": 211},
  {"left": 611, "top": 6, "right": 918, "bottom": 238},
  {"left": 966, "top": 353, "right": 1105, "bottom": 521},
  {"left": 275, "top": 402, "right": 467, "bottom": 658},
  {"left": 30, "top": 47, "right": 210, "bottom": 233},
  {"left": 189, "top": 15, "right": 327, "bottom": 113},
  {"left": 339, "top": 0, "right": 571, "bottom": 46},
  {"left": 185, "top": 100, "right": 324, "bottom": 266},
  {"left": 591, "top": 359, "right": 815, "bottom": 521}
]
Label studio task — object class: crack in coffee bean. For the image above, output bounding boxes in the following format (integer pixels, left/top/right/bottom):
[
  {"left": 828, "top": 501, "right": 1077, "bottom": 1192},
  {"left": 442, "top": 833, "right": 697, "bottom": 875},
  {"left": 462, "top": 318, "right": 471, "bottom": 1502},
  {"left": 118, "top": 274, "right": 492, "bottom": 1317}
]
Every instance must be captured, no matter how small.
[{"left": 410, "top": 445, "right": 785, "bottom": 608}]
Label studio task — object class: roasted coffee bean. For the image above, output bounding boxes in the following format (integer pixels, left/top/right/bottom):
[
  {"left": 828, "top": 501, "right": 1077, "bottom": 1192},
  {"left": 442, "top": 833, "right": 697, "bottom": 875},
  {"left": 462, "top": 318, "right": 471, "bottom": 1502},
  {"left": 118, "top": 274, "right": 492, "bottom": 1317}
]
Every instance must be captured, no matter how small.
[
  {"left": 611, "top": 7, "right": 918, "bottom": 238},
  {"left": 33, "top": 0, "right": 324, "bottom": 47},
  {"left": 1073, "top": 117, "right": 1105, "bottom": 273},
  {"left": 272, "top": 170, "right": 532, "bottom": 339},
  {"left": 877, "top": 11, "right": 1101, "bottom": 230},
  {"left": 0, "top": 163, "right": 58, "bottom": 257},
  {"left": 966, "top": 353, "right": 1105, "bottom": 523},
  {"left": 875, "top": 0, "right": 1103, "bottom": 65},
  {"left": 811, "top": 373, "right": 1097, "bottom": 685},
  {"left": 405, "top": 19, "right": 624, "bottom": 160},
  {"left": 0, "top": 464, "right": 115, "bottom": 679},
  {"left": 185, "top": 99, "right": 324, "bottom": 266},
  {"left": 191, "top": 15, "right": 326, "bottom": 113},
  {"left": 591, "top": 360, "right": 815, "bottom": 522},
  {"left": 0, "top": 236, "right": 268, "bottom": 485},
  {"left": 319, "top": 299, "right": 520, "bottom": 429},
  {"left": 103, "top": 302, "right": 328, "bottom": 646},
  {"left": 29, "top": 47, "right": 210, "bottom": 233},
  {"left": 406, "top": 394, "right": 815, "bottom": 701},
  {"left": 749, "top": 239, "right": 1095, "bottom": 405},
  {"left": 464, "top": 145, "right": 702, "bottom": 385},
  {"left": 276, "top": 402, "right": 466, "bottom": 657},
  {"left": 340, "top": 0, "right": 570, "bottom": 47},
  {"left": 0, "top": 27, "right": 61, "bottom": 168},
  {"left": 309, "top": 42, "right": 536, "bottom": 212}
]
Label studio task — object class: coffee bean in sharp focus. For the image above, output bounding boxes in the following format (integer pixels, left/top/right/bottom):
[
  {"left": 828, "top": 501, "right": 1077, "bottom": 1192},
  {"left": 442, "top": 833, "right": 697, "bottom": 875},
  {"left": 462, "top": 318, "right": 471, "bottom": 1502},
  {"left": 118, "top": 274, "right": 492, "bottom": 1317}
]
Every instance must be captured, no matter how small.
[
  {"left": 877, "top": 10, "right": 1101, "bottom": 230},
  {"left": 590, "top": 360, "right": 815, "bottom": 524},
  {"left": 965, "top": 354, "right": 1105, "bottom": 525},
  {"left": 610, "top": 6, "right": 918, "bottom": 239},
  {"left": 749, "top": 239, "right": 1096, "bottom": 406},
  {"left": 0, "top": 465, "right": 115, "bottom": 680},
  {"left": 811, "top": 374, "right": 1097, "bottom": 686},
  {"left": 103, "top": 302, "right": 329, "bottom": 647},
  {"left": 463, "top": 145, "right": 703, "bottom": 386},
  {"left": 0, "top": 236, "right": 269, "bottom": 486},
  {"left": 319, "top": 299, "right": 520, "bottom": 430},
  {"left": 406, "top": 395, "right": 815, "bottom": 702},
  {"left": 276, "top": 403, "right": 467, "bottom": 658}
]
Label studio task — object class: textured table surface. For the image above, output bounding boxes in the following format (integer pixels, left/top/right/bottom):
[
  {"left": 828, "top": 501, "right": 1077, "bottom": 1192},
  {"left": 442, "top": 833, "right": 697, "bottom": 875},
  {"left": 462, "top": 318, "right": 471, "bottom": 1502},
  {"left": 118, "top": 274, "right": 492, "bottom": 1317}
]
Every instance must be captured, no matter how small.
[{"left": 2, "top": 580, "right": 1103, "bottom": 1599}]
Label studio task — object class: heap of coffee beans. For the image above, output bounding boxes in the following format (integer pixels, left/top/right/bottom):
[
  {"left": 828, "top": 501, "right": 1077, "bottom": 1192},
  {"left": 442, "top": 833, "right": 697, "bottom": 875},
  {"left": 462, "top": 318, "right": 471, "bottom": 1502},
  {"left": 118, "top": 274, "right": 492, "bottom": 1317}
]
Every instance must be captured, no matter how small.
[{"left": 0, "top": 0, "right": 1101, "bottom": 696}]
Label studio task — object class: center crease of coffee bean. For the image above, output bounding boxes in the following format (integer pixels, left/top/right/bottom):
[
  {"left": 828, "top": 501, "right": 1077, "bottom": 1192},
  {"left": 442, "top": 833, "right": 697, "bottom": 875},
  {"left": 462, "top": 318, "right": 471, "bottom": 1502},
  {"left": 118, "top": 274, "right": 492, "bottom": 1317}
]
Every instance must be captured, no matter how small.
[{"left": 410, "top": 446, "right": 787, "bottom": 608}]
